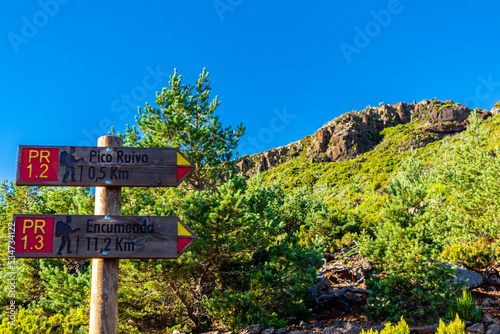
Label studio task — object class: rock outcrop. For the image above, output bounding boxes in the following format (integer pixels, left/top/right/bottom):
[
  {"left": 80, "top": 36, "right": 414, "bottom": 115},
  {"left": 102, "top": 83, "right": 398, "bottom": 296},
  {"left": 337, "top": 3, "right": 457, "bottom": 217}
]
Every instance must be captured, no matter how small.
[
  {"left": 423, "top": 110, "right": 492, "bottom": 135},
  {"left": 236, "top": 99, "right": 491, "bottom": 176},
  {"left": 448, "top": 263, "right": 484, "bottom": 289}
]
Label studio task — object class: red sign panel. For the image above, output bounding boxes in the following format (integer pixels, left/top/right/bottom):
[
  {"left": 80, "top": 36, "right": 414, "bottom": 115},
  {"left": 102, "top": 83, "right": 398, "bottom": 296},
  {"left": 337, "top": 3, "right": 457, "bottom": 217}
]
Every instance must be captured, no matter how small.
[
  {"left": 14, "top": 217, "right": 55, "bottom": 253},
  {"left": 19, "top": 148, "right": 59, "bottom": 182}
]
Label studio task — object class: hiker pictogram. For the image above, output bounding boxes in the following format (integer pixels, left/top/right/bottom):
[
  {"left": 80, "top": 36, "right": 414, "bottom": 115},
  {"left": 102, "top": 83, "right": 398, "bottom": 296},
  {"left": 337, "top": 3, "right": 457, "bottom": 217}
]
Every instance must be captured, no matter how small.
[
  {"left": 60, "top": 147, "right": 84, "bottom": 183},
  {"left": 56, "top": 216, "right": 80, "bottom": 255}
]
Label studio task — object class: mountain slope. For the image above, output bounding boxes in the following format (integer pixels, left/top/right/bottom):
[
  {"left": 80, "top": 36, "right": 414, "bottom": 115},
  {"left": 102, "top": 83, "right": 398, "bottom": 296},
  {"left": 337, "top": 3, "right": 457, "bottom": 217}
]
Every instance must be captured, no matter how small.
[{"left": 237, "top": 99, "right": 497, "bottom": 192}]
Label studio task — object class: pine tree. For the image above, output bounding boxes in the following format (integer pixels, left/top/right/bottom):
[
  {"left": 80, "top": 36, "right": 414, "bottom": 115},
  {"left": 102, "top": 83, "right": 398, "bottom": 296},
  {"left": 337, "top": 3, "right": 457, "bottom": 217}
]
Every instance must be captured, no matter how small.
[
  {"left": 359, "top": 158, "right": 458, "bottom": 322},
  {"left": 121, "top": 68, "right": 245, "bottom": 190}
]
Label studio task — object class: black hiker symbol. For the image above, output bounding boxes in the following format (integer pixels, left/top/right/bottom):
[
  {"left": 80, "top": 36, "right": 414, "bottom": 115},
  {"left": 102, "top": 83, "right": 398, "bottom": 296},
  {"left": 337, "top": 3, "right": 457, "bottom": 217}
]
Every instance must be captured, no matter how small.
[
  {"left": 60, "top": 147, "right": 84, "bottom": 183},
  {"left": 56, "top": 216, "right": 80, "bottom": 255}
]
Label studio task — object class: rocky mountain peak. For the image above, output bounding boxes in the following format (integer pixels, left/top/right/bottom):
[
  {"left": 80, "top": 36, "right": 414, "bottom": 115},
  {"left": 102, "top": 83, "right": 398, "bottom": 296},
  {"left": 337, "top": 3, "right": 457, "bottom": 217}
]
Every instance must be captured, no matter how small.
[{"left": 236, "top": 99, "right": 492, "bottom": 176}]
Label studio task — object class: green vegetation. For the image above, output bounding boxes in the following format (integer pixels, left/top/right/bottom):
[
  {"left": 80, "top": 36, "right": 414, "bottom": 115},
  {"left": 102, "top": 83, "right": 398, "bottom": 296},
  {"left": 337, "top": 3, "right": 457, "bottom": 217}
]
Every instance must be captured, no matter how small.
[
  {"left": 260, "top": 121, "right": 442, "bottom": 192},
  {"left": 0, "top": 185, "right": 92, "bottom": 332},
  {"left": 441, "top": 239, "right": 500, "bottom": 271},
  {"left": 360, "top": 314, "right": 467, "bottom": 334},
  {"left": 437, "top": 100, "right": 456, "bottom": 112},
  {"left": 117, "top": 175, "right": 323, "bottom": 331},
  {"left": 358, "top": 157, "right": 460, "bottom": 322},
  {"left": 0, "top": 307, "right": 88, "bottom": 333},
  {"left": 261, "top": 110, "right": 500, "bottom": 322},
  {"left": 437, "top": 314, "right": 466, "bottom": 334},
  {"left": 1, "top": 75, "right": 500, "bottom": 332},
  {"left": 0, "top": 70, "right": 322, "bottom": 333},
  {"left": 445, "top": 289, "right": 481, "bottom": 323},
  {"left": 0, "top": 178, "right": 324, "bottom": 332},
  {"left": 361, "top": 316, "right": 409, "bottom": 334},
  {"left": 116, "top": 68, "right": 245, "bottom": 190}
]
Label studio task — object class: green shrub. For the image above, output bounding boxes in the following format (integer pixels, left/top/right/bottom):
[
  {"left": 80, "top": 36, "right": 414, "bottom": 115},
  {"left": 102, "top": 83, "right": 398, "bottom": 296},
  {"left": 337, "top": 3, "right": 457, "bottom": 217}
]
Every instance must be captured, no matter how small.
[
  {"left": 437, "top": 314, "right": 465, "bottom": 334},
  {"left": 364, "top": 263, "right": 457, "bottom": 322},
  {"left": 361, "top": 316, "right": 409, "bottom": 334},
  {"left": 441, "top": 239, "right": 500, "bottom": 271},
  {"left": 0, "top": 307, "right": 88, "bottom": 333},
  {"left": 165, "top": 323, "right": 189, "bottom": 334},
  {"left": 203, "top": 241, "right": 321, "bottom": 330},
  {"left": 261, "top": 313, "right": 289, "bottom": 329},
  {"left": 334, "top": 232, "right": 358, "bottom": 251},
  {"left": 446, "top": 289, "right": 481, "bottom": 323}
]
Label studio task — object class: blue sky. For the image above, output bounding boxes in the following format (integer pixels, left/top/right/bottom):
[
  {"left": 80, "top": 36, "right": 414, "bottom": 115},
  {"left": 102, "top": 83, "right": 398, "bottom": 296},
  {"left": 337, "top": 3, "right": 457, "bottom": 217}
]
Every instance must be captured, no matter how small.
[{"left": 1, "top": 1, "right": 500, "bottom": 182}]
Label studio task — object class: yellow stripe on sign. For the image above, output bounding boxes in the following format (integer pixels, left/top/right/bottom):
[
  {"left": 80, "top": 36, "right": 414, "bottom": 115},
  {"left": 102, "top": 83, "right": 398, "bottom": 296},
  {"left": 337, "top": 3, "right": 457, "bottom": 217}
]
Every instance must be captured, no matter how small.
[
  {"left": 177, "top": 152, "right": 191, "bottom": 166},
  {"left": 178, "top": 222, "right": 192, "bottom": 236}
]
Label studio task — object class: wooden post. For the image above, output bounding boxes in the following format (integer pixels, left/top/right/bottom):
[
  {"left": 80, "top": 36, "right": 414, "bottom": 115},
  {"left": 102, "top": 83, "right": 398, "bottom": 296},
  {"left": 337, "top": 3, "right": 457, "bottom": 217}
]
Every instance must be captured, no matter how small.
[{"left": 89, "top": 135, "right": 123, "bottom": 334}]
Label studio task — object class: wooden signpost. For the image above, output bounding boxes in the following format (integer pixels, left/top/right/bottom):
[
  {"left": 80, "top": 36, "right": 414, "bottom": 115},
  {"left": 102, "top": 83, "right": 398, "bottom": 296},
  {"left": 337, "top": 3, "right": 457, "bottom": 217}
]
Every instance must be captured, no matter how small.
[{"left": 12, "top": 136, "right": 197, "bottom": 334}]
